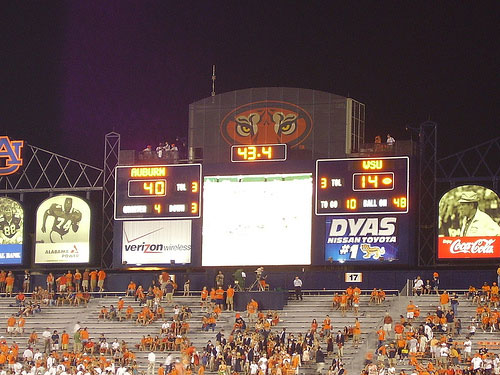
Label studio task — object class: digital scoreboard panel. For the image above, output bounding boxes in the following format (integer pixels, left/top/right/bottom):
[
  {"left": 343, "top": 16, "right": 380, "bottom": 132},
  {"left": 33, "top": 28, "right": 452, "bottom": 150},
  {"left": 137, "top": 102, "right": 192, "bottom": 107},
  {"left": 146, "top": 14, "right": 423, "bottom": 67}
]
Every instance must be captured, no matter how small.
[
  {"left": 315, "top": 156, "right": 409, "bottom": 215},
  {"left": 231, "top": 144, "right": 287, "bottom": 162},
  {"left": 114, "top": 164, "right": 202, "bottom": 220}
]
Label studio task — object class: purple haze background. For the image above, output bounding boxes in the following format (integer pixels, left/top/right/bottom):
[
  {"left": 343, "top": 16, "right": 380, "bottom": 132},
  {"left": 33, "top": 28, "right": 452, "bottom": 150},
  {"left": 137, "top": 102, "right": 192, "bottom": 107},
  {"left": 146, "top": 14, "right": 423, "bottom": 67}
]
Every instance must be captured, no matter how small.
[{"left": 2, "top": 2, "right": 498, "bottom": 166}]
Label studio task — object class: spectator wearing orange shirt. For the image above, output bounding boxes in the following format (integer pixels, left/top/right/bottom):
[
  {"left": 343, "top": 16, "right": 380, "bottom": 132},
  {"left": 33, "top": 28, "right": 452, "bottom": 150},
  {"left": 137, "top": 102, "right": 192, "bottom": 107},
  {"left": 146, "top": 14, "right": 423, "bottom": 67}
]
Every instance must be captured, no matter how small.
[
  {"left": 89, "top": 270, "right": 98, "bottom": 292},
  {"left": 65, "top": 270, "right": 73, "bottom": 290},
  {"left": 5, "top": 271, "right": 14, "bottom": 297},
  {"left": 57, "top": 274, "right": 67, "bottom": 292},
  {"left": 97, "top": 269, "right": 106, "bottom": 292},
  {"left": 74, "top": 269, "right": 82, "bottom": 292},
  {"left": 61, "top": 330, "right": 70, "bottom": 351},
  {"left": 226, "top": 285, "right": 235, "bottom": 311},
  {"left": 340, "top": 293, "right": 348, "bottom": 317},
  {"left": 82, "top": 269, "right": 90, "bottom": 292},
  {"left": 406, "top": 300, "right": 416, "bottom": 322},
  {"left": 124, "top": 305, "right": 134, "bottom": 321},
  {"left": 322, "top": 315, "right": 332, "bottom": 337},
  {"left": 0, "top": 270, "right": 6, "bottom": 294},
  {"left": 16, "top": 316, "right": 25, "bottom": 335},
  {"left": 440, "top": 290, "right": 450, "bottom": 310},
  {"left": 376, "top": 326, "right": 386, "bottom": 347},
  {"left": 6, "top": 315, "right": 16, "bottom": 335},
  {"left": 200, "top": 287, "right": 209, "bottom": 312},
  {"left": 214, "top": 287, "right": 224, "bottom": 309},
  {"left": 126, "top": 281, "right": 137, "bottom": 296},
  {"left": 117, "top": 297, "right": 125, "bottom": 321},
  {"left": 247, "top": 299, "right": 258, "bottom": 323},
  {"left": 352, "top": 318, "right": 361, "bottom": 348}
]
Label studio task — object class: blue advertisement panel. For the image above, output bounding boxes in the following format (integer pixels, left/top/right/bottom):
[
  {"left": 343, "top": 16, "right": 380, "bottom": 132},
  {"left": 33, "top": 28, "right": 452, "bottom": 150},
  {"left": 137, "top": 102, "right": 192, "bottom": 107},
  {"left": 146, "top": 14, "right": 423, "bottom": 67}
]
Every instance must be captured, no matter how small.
[
  {"left": 0, "top": 197, "right": 23, "bottom": 265},
  {"left": 325, "top": 214, "right": 408, "bottom": 263}
]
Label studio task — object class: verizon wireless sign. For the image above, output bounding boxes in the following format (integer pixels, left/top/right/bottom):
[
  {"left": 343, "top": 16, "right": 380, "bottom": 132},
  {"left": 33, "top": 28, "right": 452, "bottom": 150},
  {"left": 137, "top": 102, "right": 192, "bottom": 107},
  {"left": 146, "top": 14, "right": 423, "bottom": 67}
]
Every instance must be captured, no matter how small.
[
  {"left": 438, "top": 237, "right": 499, "bottom": 259},
  {"left": 121, "top": 220, "right": 192, "bottom": 265}
]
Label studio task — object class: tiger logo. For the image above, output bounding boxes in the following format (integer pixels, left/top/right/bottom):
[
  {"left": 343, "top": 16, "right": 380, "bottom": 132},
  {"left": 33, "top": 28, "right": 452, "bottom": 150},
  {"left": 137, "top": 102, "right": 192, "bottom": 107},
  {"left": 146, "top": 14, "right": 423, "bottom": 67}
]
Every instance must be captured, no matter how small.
[
  {"left": 360, "top": 244, "right": 386, "bottom": 260},
  {"left": 220, "top": 101, "right": 313, "bottom": 147}
]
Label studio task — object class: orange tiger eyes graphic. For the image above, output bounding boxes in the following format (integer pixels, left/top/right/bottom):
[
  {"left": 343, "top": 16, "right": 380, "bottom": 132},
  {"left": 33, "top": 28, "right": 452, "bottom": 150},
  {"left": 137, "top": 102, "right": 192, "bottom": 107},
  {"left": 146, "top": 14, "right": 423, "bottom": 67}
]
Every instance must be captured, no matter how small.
[{"left": 220, "top": 101, "right": 312, "bottom": 147}]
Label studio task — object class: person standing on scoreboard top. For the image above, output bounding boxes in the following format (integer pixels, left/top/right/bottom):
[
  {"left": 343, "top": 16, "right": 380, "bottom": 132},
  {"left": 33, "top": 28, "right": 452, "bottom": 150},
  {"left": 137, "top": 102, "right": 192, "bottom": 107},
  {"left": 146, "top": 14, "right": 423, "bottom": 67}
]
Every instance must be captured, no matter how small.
[
  {"left": 293, "top": 276, "right": 303, "bottom": 300},
  {"left": 386, "top": 134, "right": 395, "bottom": 146},
  {"left": 457, "top": 191, "right": 500, "bottom": 237}
]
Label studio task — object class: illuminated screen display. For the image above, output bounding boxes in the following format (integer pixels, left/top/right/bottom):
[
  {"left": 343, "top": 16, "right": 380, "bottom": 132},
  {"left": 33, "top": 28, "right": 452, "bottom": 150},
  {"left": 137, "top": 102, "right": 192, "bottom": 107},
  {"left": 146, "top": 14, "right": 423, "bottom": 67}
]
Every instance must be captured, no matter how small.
[
  {"left": 0, "top": 197, "right": 23, "bottom": 264},
  {"left": 315, "top": 157, "right": 409, "bottom": 215},
  {"left": 114, "top": 164, "right": 202, "bottom": 220},
  {"left": 231, "top": 144, "right": 287, "bottom": 162},
  {"left": 438, "top": 185, "right": 500, "bottom": 259},
  {"left": 202, "top": 173, "right": 312, "bottom": 266},
  {"left": 35, "top": 195, "right": 91, "bottom": 264},
  {"left": 122, "top": 220, "right": 191, "bottom": 265}
]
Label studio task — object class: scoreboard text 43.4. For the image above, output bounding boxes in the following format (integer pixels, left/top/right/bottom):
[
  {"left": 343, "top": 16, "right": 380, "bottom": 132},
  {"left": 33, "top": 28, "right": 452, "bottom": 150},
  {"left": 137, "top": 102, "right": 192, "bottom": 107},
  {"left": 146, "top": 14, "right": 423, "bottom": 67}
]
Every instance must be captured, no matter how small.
[
  {"left": 114, "top": 164, "right": 202, "bottom": 220},
  {"left": 315, "top": 156, "right": 409, "bottom": 215}
]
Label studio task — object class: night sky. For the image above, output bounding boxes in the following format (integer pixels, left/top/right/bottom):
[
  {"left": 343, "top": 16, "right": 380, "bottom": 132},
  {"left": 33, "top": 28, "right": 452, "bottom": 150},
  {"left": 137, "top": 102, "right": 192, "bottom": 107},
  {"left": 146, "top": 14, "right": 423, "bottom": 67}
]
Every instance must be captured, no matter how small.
[{"left": 2, "top": 2, "right": 498, "bottom": 167}]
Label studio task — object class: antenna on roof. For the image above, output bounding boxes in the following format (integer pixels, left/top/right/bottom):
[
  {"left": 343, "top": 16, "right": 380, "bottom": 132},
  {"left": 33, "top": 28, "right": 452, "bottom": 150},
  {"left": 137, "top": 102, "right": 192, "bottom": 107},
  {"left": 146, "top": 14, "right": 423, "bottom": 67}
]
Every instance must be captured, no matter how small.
[{"left": 211, "top": 65, "right": 216, "bottom": 97}]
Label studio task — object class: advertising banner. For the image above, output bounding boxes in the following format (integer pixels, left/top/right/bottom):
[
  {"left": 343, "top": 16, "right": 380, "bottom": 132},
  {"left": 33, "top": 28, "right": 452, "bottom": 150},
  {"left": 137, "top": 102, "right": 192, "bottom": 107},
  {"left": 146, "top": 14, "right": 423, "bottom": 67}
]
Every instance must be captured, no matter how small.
[
  {"left": 438, "top": 185, "right": 500, "bottom": 259},
  {"left": 0, "top": 197, "right": 23, "bottom": 264},
  {"left": 325, "top": 215, "right": 406, "bottom": 262},
  {"left": 122, "top": 220, "right": 191, "bottom": 265},
  {"left": 35, "top": 195, "right": 91, "bottom": 263}
]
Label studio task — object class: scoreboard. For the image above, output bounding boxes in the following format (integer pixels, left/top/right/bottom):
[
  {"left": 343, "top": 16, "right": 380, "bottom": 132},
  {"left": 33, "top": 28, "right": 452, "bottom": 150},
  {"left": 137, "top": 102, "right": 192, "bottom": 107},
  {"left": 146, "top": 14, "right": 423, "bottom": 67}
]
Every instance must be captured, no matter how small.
[
  {"left": 114, "top": 164, "right": 202, "bottom": 220},
  {"left": 315, "top": 156, "right": 409, "bottom": 215}
]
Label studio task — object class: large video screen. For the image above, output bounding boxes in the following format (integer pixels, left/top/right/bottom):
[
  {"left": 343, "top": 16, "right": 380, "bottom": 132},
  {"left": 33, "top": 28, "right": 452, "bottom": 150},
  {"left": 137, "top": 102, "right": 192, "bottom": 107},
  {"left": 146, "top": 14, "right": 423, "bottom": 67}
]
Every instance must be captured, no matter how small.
[
  {"left": 122, "top": 220, "right": 191, "bottom": 265},
  {"left": 438, "top": 185, "right": 500, "bottom": 259},
  {"left": 35, "top": 195, "right": 91, "bottom": 264},
  {"left": 202, "top": 173, "right": 312, "bottom": 266},
  {"left": 0, "top": 197, "right": 23, "bottom": 264}
]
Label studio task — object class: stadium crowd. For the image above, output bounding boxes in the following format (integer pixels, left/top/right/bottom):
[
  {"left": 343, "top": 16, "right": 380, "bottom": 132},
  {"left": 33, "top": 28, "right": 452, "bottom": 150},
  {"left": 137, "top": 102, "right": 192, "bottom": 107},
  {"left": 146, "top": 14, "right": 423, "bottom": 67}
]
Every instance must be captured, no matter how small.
[{"left": 0, "top": 269, "right": 498, "bottom": 375}]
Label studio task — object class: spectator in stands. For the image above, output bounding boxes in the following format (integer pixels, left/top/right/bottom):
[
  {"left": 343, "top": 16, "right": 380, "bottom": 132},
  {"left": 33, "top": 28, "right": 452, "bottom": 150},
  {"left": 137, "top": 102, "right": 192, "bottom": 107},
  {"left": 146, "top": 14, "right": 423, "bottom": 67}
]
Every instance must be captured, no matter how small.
[
  {"left": 440, "top": 290, "right": 450, "bottom": 310},
  {"left": 82, "top": 269, "right": 90, "bottom": 292},
  {"left": 183, "top": 279, "right": 190, "bottom": 296},
  {"left": 98, "top": 269, "right": 106, "bottom": 292},
  {"left": 413, "top": 276, "right": 424, "bottom": 296},
  {"left": 5, "top": 271, "right": 14, "bottom": 297},
  {"left": 294, "top": 276, "right": 303, "bottom": 300},
  {"left": 126, "top": 280, "right": 137, "bottom": 296},
  {"left": 42, "top": 328, "right": 51, "bottom": 353},
  {"left": 226, "top": 285, "right": 234, "bottom": 312},
  {"left": 200, "top": 287, "right": 208, "bottom": 312},
  {"left": 89, "top": 269, "right": 98, "bottom": 292},
  {"left": 431, "top": 272, "right": 440, "bottom": 294},
  {"left": 335, "top": 330, "right": 345, "bottom": 358},
  {"left": 215, "top": 271, "right": 224, "bottom": 289},
  {"left": 164, "top": 279, "right": 174, "bottom": 304},
  {"left": 0, "top": 270, "right": 5, "bottom": 294},
  {"left": 383, "top": 312, "right": 393, "bottom": 338},
  {"left": 6, "top": 315, "right": 16, "bottom": 336},
  {"left": 22, "top": 270, "right": 30, "bottom": 293}
]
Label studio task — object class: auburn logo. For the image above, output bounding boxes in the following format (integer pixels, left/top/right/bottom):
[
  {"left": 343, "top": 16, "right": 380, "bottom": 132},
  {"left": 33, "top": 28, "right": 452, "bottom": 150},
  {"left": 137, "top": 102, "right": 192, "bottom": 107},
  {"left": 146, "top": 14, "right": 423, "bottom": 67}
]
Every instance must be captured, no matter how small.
[
  {"left": 220, "top": 101, "right": 313, "bottom": 147},
  {"left": 0, "top": 137, "right": 24, "bottom": 176}
]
